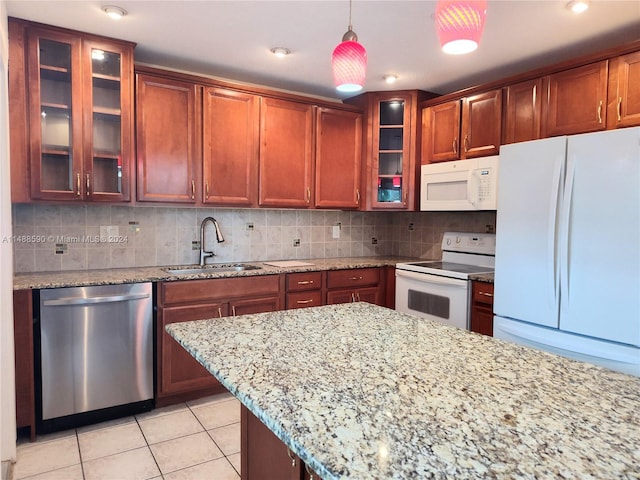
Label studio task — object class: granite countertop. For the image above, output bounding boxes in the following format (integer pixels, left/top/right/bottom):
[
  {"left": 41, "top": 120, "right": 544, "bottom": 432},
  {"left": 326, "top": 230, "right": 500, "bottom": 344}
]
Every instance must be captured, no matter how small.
[
  {"left": 469, "top": 272, "right": 494, "bottom": 283},
  {"left": 167, "top": 302, "right": 640, "bottom": 480},
  {"left": 13, "top": 257, "right": 413, "bottom": 290}
]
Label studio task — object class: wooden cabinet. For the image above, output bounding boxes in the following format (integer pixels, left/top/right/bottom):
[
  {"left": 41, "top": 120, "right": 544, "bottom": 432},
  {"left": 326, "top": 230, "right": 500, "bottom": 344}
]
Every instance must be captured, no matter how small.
[
  {"left": 326, "top": 268, "right": 383, "bottom": 306},
  {"left": 136, "top": 73, "right": 201, "bottom": 203},
  {"left": 12, "top": 20, "right": 134, "bottom": 202},
  {"left": 286, "top": 272, "right": 324, "bottom": 310},
  {"left": 422, "top": 89, "right": 501, "bottom": 163},
  {"left": 259, "top": 98, "right": 314, "bottom": 208},
  {"left": 542, "top": 61, "right": 608, "bottom": 137},
  {"left": 14, "top": 290, "right": 36, "bottom": 441},
  {"left": 607, "top": 51, "right": 640, "bottom": 129},
  {"left": 157, "top": 275, "right": 282, "bottom": 405},
  {"left": 346, "top": 90, "right": 433, "bottom": 211},
  {"left": 203, "top": 87, "right": 260, "bottom": 206},
  {"left": 422, "top": 100, "right": 461, "bottom": 162},
  {"left": 314, "top": 107, "right": 362, "bottom": 209},
  {"left": 470, "top": 281, "right": 494, "bottom": 337},
  {"left": 502, "top": 78, "right": 543, "bottom": 144},
  {"left": 242, "top": 405, "right": 303, "bottom": 480}
]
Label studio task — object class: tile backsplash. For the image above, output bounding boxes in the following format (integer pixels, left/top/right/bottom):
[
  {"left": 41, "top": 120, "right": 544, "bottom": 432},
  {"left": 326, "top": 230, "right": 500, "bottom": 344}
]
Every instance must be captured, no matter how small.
[{"left": 11, "top": 204, "right": 496, "bottom": 273}]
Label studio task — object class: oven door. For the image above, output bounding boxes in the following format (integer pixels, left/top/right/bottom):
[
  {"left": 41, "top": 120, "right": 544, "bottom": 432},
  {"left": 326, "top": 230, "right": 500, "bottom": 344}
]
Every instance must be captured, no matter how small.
[{"left": 395, "top": 268, "right": 470, "bottom": 329}]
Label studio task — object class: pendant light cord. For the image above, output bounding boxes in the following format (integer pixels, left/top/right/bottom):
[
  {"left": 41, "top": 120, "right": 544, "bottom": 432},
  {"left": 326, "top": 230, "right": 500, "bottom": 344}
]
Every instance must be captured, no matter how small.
[{"left": 348, "top": 0, "right": 353, "bottom": 30}]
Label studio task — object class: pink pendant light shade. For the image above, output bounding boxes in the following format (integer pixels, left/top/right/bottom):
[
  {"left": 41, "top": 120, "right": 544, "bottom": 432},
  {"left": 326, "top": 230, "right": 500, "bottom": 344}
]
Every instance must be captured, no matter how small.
[
  {"left": 332, "top": 38, "right": 367, "bottom": 92},
  {"left": 436, "top": 0, "right": 487, "bottom": 55}
]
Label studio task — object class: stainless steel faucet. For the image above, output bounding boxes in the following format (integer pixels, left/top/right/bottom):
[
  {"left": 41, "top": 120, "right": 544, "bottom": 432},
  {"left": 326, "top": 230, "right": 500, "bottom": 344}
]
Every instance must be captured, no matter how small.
[{"left": 199, "top": 217, "right": 225, "bottom": 265}]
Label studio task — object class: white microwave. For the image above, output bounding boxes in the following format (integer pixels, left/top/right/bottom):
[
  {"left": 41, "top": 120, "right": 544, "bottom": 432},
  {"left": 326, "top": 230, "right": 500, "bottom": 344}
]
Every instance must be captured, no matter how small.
[{"left": 420, "top": 155, "right": 499, "bottom": 211}]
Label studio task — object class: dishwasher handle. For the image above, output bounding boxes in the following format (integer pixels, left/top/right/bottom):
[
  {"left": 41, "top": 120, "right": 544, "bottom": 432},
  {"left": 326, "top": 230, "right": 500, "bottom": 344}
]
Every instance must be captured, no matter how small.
[{"left": 42, "top": 292, "right": 150, "bottom": 306}]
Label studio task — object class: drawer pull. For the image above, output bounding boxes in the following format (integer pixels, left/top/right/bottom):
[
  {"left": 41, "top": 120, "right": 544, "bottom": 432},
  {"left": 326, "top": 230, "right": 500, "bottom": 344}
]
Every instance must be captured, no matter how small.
[
  {"left": 297, "top": 280, "right": 314, "bottom": 285},
  {"left": 191, "top": 180, "right": 196, "bottom": 200},
  {"left": 231, "top": 305, "right": 236, "bottom": 316},
  {"left": 296, "top": 299, "right": 314, "bottom": 305},
  {"left": 217, "top": 307, "right": 222, "bottom": 318},
  {"left": 305, "top": 464, "right": 314, "bottom": 479},
  {"left": 349, "top": 276, "right": 364, "bottom": 281},
  {"left": 479, "top": 292, "right": 493, "bottom": 297}
]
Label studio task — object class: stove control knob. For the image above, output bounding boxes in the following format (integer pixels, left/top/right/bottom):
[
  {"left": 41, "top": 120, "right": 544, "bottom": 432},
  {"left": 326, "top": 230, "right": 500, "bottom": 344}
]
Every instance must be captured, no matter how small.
[
  {"left": 446, "top": 238, "right": 451, "bottom": 246},
  {"left": 456, "top": 236, "right": 461, "bottom": 244}
]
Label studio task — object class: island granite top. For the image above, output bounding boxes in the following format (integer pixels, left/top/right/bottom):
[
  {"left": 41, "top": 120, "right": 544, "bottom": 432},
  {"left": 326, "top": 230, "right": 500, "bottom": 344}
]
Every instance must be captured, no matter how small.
[
  {"left": 166, "top": 302, "right": 640, "bottom": 480},
  {"left": 13, "top": 256, "right": 413, "bottom": 290}
]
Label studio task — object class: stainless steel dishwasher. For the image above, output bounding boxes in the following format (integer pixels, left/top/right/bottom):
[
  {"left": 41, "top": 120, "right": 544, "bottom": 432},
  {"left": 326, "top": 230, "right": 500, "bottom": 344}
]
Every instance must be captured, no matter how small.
[{"left": 37, "top": 282, "right": 154, "bottom": 431}]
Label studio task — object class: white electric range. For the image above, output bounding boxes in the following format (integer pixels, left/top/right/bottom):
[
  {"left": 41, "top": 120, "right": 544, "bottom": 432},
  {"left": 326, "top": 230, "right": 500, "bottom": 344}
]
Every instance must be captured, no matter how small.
[{"left": 395, "top": 232, "right": 495, "bottom": 329}]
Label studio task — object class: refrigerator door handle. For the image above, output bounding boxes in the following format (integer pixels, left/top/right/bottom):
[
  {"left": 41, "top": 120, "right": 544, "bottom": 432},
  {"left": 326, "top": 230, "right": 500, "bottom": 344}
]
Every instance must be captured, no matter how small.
[
  {"left": 560, "top": 153, "right": 577, "bottom": 311},
  {"left": 549, "top": 159, "right": 563, "bottom": 309}
]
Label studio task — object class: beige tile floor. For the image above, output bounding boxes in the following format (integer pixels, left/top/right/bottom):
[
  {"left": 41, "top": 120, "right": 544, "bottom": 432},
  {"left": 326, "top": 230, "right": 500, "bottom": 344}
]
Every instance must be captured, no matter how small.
[{"left": 12, "top": 393, "right": 241, "bottom": 480}]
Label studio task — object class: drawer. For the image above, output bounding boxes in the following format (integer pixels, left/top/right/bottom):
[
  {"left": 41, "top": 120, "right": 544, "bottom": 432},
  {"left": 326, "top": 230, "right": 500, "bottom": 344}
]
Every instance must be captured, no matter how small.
[
  {"left": 286, "top": 291, "right": 323, "bottom": 309},
  {"left": 161, "top": 275, "right": 281, "bottom": 305},
  {"left": 286, "top": 272, "right": 323, "bottom": 292},
  {"left": 327, "top": 268, "right": 380, "bottom": 289},
  {"left": 472, "top": 282, "right": 494, "bottom": 305}
]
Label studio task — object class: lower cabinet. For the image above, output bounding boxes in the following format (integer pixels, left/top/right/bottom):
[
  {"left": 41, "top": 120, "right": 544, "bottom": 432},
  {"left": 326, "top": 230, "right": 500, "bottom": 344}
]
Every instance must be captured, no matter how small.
[
  {"left": 241, "top": 405, "right": 321, "bottom": 480},
  {"left": 14, "top": 290, "right": 36, "bottom": 441},
  {"left": 470, "top": 281, "right": 494, "bottom": 337},
  {"left": 326, "top": 268, "right": 383, "bottom": 306},
  {"left": 286, "top": 272, "right": 324, "bottom": 310},
  {"left": 157, "top": 275, "right": 283, "bottom": 405}
]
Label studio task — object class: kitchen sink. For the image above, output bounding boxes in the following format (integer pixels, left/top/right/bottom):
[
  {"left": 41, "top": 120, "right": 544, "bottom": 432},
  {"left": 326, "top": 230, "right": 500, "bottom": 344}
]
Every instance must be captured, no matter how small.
[{"left": 164, "top": 264, "right": 262, "bottom": 275}]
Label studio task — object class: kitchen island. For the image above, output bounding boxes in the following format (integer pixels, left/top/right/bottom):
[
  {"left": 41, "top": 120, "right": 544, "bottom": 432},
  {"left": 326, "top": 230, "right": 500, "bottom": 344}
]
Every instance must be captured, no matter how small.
[{"left": 166, "top": 302, "right": 640, "bottom": 479}]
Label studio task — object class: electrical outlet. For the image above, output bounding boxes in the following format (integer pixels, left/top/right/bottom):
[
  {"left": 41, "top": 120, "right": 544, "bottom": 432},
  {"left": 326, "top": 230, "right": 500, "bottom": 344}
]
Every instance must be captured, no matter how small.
[
  {"left": 191, "top": 241, "right": 201, "bottom": 251},
  {"left": 246, "top": 223, "right": 255, "bottom": 231},
  {"left": 293, "top": 238, "right": 301, "bottom": 247},
  {"left": 486, "top": 224, "right": 495, "bottom": 233},
  {"left": 332, "top": 225, "right": 341, "bottom": 239},
  {"left": 408, "top": 223, "right": 414, "bottom": 231},
  {"left": 100, "top": 225, "right": 120, "bottom": 242},
  {"left": 371, "top": 237, "right": 378, "bottom": 245}
]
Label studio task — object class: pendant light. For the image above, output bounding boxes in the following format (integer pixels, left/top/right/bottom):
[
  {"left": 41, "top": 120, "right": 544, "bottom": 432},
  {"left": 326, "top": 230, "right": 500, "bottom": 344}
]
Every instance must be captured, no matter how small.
[
  {"left": 436, "top": 0, "right": 487, "bottom": 55},
  {"left": 332, "top": 0, "right": 367, "bottom": 93}
]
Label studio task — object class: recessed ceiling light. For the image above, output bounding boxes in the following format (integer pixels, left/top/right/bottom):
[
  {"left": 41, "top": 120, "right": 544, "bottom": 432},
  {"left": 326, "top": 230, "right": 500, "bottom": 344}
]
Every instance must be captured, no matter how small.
[
  {"left": 102, "top": 5, "right": 127, "bottom": 20},
  {"left": 566, "top": 0, "right": 589, "bottom": 14},
  {"left": 270, "top": 47, "right": 291, "bottom": 58},
  {"left": 383, "top": 74, "right": 398, "bottom": 85}
]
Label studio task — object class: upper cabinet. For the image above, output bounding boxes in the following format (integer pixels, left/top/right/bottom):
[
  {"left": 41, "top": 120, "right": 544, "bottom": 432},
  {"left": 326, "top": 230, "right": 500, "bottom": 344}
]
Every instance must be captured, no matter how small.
[
  {"left": 347, "top": 91, "right": 429, "bottom": 211},
  {"left": 314, "top": 107, "right": 362, "bottom": 209},
  {"left": 136, "top": 74, "right": 201, "bottom": 203},
  {"left": 16, "top": 22, "right": 134, "bottom": 202},
  {"left": 542, "top": 61, "right": 608, "bottom": 137},
  {"left": 607, "top": 51, "right": 640, "bottom": 129},
  {"left": 258, "top": 98, "right": 314, "bottom": 208},
  {"left": 202, "top": 87, "right": 260, "bottom": 207},
  {"left": 502, "top": 78, "right": 543, "bottom": 145},
  {"left": 422, "top": 89, "right": 501, "bottom": 163}
]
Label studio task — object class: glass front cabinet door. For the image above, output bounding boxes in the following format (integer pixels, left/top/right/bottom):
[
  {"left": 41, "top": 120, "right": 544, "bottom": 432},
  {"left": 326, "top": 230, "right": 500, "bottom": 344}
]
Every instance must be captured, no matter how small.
[
  {"left": 27, "top": 27, "right": 133, "bottom": 201},
  {"left": 370, "top": 94, "right": 413, "bottom": 209}
]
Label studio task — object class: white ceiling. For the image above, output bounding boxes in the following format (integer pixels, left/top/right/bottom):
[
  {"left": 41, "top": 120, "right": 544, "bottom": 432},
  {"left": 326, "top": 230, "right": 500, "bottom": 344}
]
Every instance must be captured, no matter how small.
[{"left": 6, "top": 1, "right": 640, "bottom": 101}]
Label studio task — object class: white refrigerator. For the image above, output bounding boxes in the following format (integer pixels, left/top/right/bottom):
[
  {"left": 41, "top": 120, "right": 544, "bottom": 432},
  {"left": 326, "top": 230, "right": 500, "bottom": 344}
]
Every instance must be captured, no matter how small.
[{"left": 493, "top": 127, "right": 640, "bottom": 377}]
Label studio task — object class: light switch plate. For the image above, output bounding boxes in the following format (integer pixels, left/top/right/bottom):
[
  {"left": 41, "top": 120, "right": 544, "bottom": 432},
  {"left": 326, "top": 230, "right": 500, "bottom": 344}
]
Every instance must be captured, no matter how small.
[{"left": 332, "top": 225, "right": 340, "bottom": 239}]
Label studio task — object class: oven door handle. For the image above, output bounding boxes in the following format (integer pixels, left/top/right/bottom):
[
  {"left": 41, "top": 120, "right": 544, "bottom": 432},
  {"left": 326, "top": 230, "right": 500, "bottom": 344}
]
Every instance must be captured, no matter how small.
[{"left": 395, "top": 268, "right": 467, "bottom": 287}]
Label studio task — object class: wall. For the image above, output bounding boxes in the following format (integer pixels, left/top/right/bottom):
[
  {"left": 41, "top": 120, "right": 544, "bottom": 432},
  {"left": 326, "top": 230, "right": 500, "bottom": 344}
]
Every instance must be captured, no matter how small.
[
  {"left": 13, "top": 204, "right": 496, "bottom": 272},
  {"left": 0, "top": 0, "right": 17, "bottom": 466}
]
